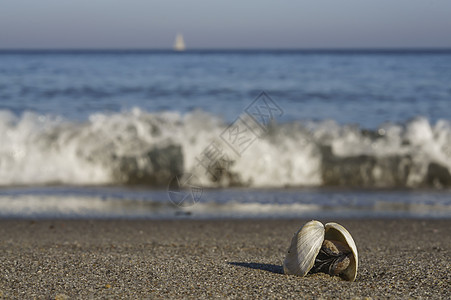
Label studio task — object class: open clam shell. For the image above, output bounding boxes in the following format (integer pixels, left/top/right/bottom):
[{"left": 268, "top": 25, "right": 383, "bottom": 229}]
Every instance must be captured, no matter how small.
[{"left": 283, "top": 220, "right": 358, "bottom": 281}]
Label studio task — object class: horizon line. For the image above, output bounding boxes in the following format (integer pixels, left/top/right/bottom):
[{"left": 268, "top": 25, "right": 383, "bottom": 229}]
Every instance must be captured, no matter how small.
[{"left": 1, "top": 47, "right": 451, "bottom": 52}]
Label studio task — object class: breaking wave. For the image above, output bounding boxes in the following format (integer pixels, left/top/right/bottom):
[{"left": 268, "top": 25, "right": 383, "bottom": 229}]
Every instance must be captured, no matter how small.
[{"left": 1, "top": 108, "right": 450, "bottom": 188}]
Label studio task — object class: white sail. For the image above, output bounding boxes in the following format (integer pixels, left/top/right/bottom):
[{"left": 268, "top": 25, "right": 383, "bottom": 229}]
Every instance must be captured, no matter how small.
[{"left": 173, "top": 33, "right": 186, "bottom": 51}]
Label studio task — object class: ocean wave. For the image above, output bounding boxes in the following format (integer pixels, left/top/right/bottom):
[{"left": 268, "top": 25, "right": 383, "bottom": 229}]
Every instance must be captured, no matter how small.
[{"left": 0, "top": 108, "right": 450, "bottom": 188}]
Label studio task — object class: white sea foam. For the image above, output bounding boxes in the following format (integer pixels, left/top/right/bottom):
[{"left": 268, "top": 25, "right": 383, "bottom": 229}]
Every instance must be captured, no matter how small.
[{"left": 0, "top": 109, "right": 450, "bottom": 188}]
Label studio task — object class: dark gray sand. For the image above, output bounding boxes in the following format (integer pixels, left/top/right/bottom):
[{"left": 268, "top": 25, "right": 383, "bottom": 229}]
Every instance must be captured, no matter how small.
[{"left": 0, "top": 219, "right": 449, "bottom": 299}]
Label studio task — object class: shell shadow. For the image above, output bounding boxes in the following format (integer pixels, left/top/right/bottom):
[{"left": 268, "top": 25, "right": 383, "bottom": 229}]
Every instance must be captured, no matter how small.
[{"left": 228, "top": 262, "right": 284, "bottom": 274}]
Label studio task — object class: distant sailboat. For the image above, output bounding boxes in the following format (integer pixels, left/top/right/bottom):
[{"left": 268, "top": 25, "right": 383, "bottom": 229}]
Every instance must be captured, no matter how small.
[{"left": 173, "top": 33, "right": 186, "bottom": 51}]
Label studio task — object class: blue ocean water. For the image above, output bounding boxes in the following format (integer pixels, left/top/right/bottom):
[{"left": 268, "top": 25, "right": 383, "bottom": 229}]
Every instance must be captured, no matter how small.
[
  {"left": 0, "top": 50, "right": 450, "bottom": 218},
  {"left": 1, "top": 50, "right": 451, "bottom": 126}
]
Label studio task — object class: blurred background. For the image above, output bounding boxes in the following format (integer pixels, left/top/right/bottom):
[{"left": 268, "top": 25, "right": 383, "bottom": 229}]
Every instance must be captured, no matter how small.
[{"left": 0, "top": 0, "right": 450, "bottom": 218}]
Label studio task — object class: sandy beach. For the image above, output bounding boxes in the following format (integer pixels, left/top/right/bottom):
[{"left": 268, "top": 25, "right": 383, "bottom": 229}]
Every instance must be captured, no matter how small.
[{"left": 0, "top": 219, "right": 449, "bottom": 299}]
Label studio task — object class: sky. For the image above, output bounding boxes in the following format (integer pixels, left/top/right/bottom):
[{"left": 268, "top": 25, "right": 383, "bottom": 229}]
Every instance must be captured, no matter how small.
[{"left": 1, "top": 0, "right": 450, "bottom": 49}]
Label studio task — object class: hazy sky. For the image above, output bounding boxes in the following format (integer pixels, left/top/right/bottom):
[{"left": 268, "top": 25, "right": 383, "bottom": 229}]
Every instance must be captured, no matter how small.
[{"left": 1, "top": 0, "right": 450, "bottom": 49}]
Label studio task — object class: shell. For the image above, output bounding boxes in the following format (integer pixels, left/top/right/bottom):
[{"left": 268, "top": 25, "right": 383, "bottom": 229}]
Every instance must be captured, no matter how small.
[
  {"left": 283, "top": 220, "right": 358, "bottom": 281},
  {"left": 324, "top": 222, "right": 358, "bottom": 281},
  {"left": 283, "top": 220, "right": 325, "bottom": 276}
]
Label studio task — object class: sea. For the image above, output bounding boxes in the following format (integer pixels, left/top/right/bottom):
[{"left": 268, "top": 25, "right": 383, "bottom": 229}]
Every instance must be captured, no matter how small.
[{"left": 0, "top": 49, "right": 450, "bottom": 219}]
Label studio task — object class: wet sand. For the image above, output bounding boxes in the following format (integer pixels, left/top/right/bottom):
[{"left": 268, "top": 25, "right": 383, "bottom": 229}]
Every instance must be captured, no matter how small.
[{"left": 0, "top": 219, "right": 449, "bottom": 299}]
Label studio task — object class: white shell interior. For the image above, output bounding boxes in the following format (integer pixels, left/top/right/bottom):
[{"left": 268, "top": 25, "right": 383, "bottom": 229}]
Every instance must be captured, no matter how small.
[{"left": 324, "top": 222, "right": 359, "bottom": 281}]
